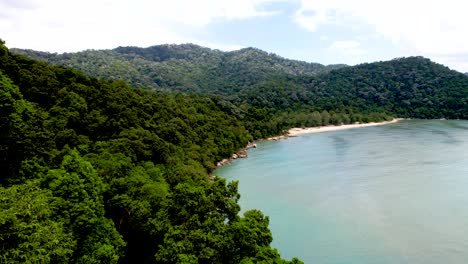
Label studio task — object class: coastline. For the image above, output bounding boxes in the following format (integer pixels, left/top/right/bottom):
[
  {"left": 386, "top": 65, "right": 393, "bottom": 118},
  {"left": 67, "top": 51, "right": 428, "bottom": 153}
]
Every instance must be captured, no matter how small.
[
  {"left": 268, "top": 118, "right": 402, "bottom": 140},
  {"left": 215, "top": 118, "right": 401, "bottom": 169},
  {"left": 216, "top": 142, "right": 257, "bottom": 168}
]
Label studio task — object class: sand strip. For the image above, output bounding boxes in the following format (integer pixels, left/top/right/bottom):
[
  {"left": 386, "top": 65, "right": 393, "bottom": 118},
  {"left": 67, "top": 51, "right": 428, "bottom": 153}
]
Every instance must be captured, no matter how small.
[{"left": 268, "top": 119, "right": 401, "bottom": 140}]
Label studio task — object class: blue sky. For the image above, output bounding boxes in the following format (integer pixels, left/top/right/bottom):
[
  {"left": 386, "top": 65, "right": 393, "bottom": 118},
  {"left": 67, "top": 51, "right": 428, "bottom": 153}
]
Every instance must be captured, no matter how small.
[{"left": 1, "top": 0, "right": 468, "bottom": 71}]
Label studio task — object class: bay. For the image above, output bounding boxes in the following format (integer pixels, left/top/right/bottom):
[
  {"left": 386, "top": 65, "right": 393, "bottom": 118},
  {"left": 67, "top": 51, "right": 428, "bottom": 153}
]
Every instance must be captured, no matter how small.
[{"left": 215, "top": 120, "right": 468, "bottom": 263}]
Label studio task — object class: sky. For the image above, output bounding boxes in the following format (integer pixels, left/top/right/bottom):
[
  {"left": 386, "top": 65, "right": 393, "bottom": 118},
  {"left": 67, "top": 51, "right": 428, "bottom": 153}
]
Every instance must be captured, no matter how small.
[{"left": 1, "top": 0, "right": 468, "bottom": 72}]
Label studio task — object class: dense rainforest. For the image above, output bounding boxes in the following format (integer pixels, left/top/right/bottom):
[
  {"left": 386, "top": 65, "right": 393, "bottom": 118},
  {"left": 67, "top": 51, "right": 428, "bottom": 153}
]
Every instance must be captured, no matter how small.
[
  {"left": 4, "top": 38, "right": 468, "bottom": 264},
  {"left": 14, "top": 44, "right": 468, "bottom": 119},
  {"left": 0, "top": 40, "right": 305, "bottom": 263},
  {"left": 12, "top": 45, "right": 346, "bottom": 96}
]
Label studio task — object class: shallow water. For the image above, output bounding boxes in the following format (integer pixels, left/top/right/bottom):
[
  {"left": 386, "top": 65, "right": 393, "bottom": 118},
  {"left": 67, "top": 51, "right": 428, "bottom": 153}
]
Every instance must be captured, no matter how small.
[{"left": 215, "top": 120, "right": 468, "bottom": 263}]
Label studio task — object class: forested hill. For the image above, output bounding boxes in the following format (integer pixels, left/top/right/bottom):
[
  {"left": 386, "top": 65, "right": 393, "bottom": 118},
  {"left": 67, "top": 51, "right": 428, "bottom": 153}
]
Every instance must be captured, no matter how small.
[
  {"left": 294, "top": 57, "right": 468, "bottom": 118},
  {"left": 12, "top": 44, "right": 345, "bottom": 96},
  {"left": 12, "top": 45, "right": 468, "bottom": 119},
  {"left": 4, "top": 39, "right": 468, "bottom": 263},
  {"left": 0, "top": 40, "right": 303, "bottom": 263}
]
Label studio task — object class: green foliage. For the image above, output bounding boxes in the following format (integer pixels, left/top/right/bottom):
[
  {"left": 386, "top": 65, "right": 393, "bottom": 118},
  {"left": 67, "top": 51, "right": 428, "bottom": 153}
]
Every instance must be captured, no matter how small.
[
  {"left": 0, "top": 181, "right": 75, "bottom": 263},
  {"left": 0, "top": 39, "right": 7, "bottom": 57},
  {"left": 0, "top": 70, "right": 54, "bottom": 181},
  {"left": 298, "top": 57, "right": 468, "bottom": 119},
  {"left": 1, "top": 42, "right": 301, "bottom": 263},
  {"left": 12, "top": 44, "right": 344, "bottom": 97},
  {"left": 14, "top": 45, "right": 468, "bottom": 120},
  {"left": 5, "top": 39, "right": 467, "bottom": 264},
  {"left": 42, "top": 150, "right": 126, "bottom": 263}
]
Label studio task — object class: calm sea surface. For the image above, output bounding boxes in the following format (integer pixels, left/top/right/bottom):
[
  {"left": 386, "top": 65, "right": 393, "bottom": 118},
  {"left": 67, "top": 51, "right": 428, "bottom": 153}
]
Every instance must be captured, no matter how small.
[{"left": 215, "top": 120, "right": 468, "bottom": 263}]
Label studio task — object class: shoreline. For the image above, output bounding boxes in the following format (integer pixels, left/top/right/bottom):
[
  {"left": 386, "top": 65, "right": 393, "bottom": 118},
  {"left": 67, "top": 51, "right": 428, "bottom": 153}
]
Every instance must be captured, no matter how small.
[
  {"left": 216, "top": 142, "right": 257, "bottom": 168},
  {"left": 214, "top": 118, "right": 401, "bottom": 169},
  {"left": 268, "top": 118, "right": 402, "bottom": 140}
]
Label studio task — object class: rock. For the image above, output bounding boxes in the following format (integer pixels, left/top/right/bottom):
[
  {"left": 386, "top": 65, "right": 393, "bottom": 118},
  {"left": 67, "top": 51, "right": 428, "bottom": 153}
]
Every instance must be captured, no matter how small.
[
  {"left": 217, "top": 158, "right": 230, "bottom": 167},
  {"left": 245, "top": 142, "right": 257, "bottom": 149},
  {"left": 216, "top": 142, "right": 256, "bottom": 168},
  {"left": 237, "top": 150, "right": 247, "bottom": 158}
]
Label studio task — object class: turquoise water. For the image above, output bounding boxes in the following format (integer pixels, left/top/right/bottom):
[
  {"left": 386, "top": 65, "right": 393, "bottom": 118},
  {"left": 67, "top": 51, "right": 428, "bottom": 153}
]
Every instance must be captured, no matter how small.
[{"left": 215, "top": 120, "right": 468, "bottom": 263}]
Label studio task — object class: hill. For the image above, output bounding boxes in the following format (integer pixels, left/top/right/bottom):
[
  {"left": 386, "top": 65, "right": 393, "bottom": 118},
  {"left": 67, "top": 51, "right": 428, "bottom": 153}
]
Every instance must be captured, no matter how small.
[
  {"left": 12, "top": 45, "right": 468, "bottom": 120},
  {"left": 296, "top": 57, "right": 468, "bottom": 118},
  {"left": 12, "top": 44, "right": 345, "bottom": 97},
  {"left": 0, "top": 40, "right": 304, "bottom": 263},
  {"left": 5, "top": 40, "right": 468, "bottom": 263}
]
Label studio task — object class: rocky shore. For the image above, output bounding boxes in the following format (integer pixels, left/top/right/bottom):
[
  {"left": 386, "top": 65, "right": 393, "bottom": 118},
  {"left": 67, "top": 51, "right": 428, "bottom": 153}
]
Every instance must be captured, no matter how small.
[{"left": 216, "top": 142, "right": 257, "bottom": 167}]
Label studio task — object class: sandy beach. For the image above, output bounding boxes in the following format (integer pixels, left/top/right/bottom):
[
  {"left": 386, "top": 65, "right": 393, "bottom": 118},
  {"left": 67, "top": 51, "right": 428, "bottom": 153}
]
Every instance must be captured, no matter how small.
[
  {"left": 269, "top": 119, "right": 401, "bottom": 140},
  {"left": 216, "top": 119, "right": 402, "bottom": 167}
]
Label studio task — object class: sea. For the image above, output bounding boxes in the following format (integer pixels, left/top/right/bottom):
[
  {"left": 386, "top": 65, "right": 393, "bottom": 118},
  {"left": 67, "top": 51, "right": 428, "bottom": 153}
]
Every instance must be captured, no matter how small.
[{"left": 215, "top": 120, "right": 468, "bottom": 263}]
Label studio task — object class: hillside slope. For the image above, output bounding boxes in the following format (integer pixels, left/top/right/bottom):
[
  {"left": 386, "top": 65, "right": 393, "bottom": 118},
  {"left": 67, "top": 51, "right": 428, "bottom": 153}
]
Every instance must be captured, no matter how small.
[
  {"left": 226, "top": 57, "right": 468, "bottom": 119},
  {"left": 299, "top": 57, "right": 468, "bottom": 118},
  {"left": 13, "top": 45, "right": 468, "bottom": 119},
  {"left": 12, "top": 44, "right": 344, "bottom": 96},
  {"left": 1, "top": 40, "right": 303, "bottom": 263}
]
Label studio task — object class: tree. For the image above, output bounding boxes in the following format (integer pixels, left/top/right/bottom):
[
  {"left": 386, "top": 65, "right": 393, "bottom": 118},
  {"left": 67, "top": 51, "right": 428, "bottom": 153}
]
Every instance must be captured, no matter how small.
[
  {"left": 228, "top": 210, "right": 303, "bottom": 264},
  {"left": 0, "top": 71, "right": 54, "bottom": 182},
  {"left": 310, "top": 111, "right": 322, "bottom": 126},
  {"left": 321, "top": 110, "right": 330, "bottom": 126},
  {"left": 0, "top": 181, "right": 75, "bottom": 263},
  {"left": 42, "top": 150, "right": 126, "bottom": 263}
]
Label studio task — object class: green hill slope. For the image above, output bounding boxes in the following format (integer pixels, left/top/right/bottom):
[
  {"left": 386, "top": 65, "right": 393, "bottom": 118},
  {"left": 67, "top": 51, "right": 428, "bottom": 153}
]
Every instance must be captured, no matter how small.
[
  {"left": 12, "top": 44, "right": 344, "bottom": 96},
  {"left": 5, "top": 39, "right": 468, "bottom": 264},
  {"left": 13, "top": 45, "right": 468, "bottom": 120},
  {"left": 1, "top": 40, "right": 303, "bottom": 264},
  {"left": 298, "top": 57, "right": 468, "bottom": 118}
]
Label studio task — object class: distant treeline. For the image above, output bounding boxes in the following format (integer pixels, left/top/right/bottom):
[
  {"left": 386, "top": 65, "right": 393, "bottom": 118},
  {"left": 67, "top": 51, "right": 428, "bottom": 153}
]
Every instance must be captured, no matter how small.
[{"left": 14, "top": 45, "right": 468, "bottom": 119}]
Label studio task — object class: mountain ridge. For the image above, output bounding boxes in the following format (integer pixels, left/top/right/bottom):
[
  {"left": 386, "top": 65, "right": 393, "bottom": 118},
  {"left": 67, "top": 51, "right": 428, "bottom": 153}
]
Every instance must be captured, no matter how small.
[
  {"left": 11, "top": 44, "right": 468, "bottom": 119},
  {"left": 11, "top": 44, "right": 347, "bottom": 94}
]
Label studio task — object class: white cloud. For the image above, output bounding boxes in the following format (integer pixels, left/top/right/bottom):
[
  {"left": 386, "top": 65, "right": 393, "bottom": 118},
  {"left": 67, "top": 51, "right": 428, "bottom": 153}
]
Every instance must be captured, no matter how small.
[
  {"left": 432, "top": 54, "right": 468, "bottom": 73},
  {"left": 3, "top": 0, "right": 468, "bottom": 71},
  {"left": 294, "top": 0, "right": 468, "bottom": 71},
  {"left": 330, "top": 40, "right": 365, "bottom": 55},
  {"left": 294, "top": 8, "right": 329, "bottom": 32},
  {"left": 330, "top": 40, "right": 359, "bottom": 49},
  {"left": 0, "top": 0, "right": 280, "bottom": 52}
]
